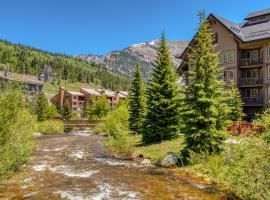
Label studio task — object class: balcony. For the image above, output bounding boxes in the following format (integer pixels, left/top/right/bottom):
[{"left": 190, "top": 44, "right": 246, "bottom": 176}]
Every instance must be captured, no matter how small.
[
  {"left": 239, "top": 57, "right": 263, "bottom": 67},
  {"left": 238, "top": 77, "right": 263, "bottom": 87},
  {"left": 242, "top": 97, "right": 263, "bottom": 106}
]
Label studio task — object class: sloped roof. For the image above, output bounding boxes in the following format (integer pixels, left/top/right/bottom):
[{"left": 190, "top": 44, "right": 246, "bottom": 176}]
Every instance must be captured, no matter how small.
[
  {"left": 0, "top": 71, "right": 43, "bottom": 85},
  {"left": 66, "top": 91, "right": 85, "bottom": 96},
  {"left": 81, "top": 88, "right": 101, "bottom": 96},
  {"left": 245, "top": 8, "right": 270, "bottom": 20},
  {"left": 213, "top": 14, "right": 270, "bottom": 42},
  {"left": 119, "top": 91, "right": 129, "bottom": 96}
]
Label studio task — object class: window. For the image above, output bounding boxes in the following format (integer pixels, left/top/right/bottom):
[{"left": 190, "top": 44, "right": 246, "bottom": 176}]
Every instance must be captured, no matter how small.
[
  {"left": 220, "top": 51, "right": 234, "bottom": 64},
  {"left": 268, "top": 45, "right": 270, "bottom": 59},
  {"left": 213, "top": 33, "right": 218, "bottom": 44},
  {"left": 266, "top": 67, "right": 270, "bottom": 80},
  {"left": 223, "top": 70, "right": 228, "bottom": 82},
  {"left": 229, "top": 69, "right": 234, "bottom": 82}
]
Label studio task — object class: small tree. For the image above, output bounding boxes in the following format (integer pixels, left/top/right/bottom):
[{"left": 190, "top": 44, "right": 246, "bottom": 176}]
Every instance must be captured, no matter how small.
[
  {"left": 228, "top": 83, "right": 245, "bottom": 122},
  {"left": 62, "top": 100, "right": 72, "bottom": 120},
  {"left": 129, "top": 62, "right": 146, "bottom": 134},
  {"left": 35, "top": 92, "right": 49, "bottom": 121},
  {"left": 85, "top": 96, "right": 110, "bottom": 120},
  {"left": 141, "top": 32, "right": 181, "bottom": 143},
  {"left": 181, "top": 11, "right": 228, "bottom": 160}
]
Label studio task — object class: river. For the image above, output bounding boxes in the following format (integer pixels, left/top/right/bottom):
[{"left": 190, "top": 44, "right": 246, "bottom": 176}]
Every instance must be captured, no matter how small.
[{"left": 0, "top": 132, "right": 221, "bottom": 200}]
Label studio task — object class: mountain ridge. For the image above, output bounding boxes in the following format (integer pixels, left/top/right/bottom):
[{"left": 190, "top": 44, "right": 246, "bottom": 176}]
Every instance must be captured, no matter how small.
[{"left": 76, "top": 40, "right": 189, "bottom": 79}]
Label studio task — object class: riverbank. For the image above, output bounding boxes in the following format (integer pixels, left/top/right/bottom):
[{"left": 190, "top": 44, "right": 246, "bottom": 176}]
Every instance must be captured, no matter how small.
[{"left": 0, "top": 132, "right": 221, "bottom": 199}]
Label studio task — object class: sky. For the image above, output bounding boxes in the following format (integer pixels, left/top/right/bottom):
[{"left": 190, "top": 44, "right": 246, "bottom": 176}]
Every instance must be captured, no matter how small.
[{"left": 0, "top": 0, "right": 269, "bottom": 55}]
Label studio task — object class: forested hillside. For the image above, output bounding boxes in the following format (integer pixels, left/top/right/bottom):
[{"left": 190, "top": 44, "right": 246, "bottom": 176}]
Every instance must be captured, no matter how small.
[{"left": 0, "top": 40, "right": 130, "bottom": 90}]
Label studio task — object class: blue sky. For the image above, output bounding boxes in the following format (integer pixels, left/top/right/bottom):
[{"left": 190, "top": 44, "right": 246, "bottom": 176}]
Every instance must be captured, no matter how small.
[{"left": 0, "top": 0, "right": 269, "bottom": 55}]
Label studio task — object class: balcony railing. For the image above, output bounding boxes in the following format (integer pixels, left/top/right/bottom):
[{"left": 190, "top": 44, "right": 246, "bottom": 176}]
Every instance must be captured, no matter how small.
[
  {"left": 240, "top": 57, "right": 263, "bottom": 66},
  {"left": 239, "top": 77, "right": 263, "bottom": 86},
  {"left": 242, "top": 97, "right": 263, "bottom": 105}
]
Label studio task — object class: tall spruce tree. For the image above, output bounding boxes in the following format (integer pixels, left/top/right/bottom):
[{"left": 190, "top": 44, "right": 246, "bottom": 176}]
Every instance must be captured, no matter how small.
[
  {"left": 181, "top": 12, "right": 228, "bottom": 159},
  {"left": 35, "top": 92, "right": 49, "bottom": 121},
  {"left": 142, "top": 32, "right": 180, "bottom": 143},
  {"left": 129, "top": 62, "right": 146, "bottom": 134},
  {"left": 228, "top": 83, "right": 245, "bottom": 122}
]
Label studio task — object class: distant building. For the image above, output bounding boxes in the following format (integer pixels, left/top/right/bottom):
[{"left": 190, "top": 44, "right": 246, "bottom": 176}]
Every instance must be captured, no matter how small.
[
  {"left": 50, "top": 87, "right": 128, "bottom": 117},
  {"left": 178, "top": 8, "right": 270, "bottom": 119},
  {"left": 0, "top": 71, "right": 44, "bottom": 99}
]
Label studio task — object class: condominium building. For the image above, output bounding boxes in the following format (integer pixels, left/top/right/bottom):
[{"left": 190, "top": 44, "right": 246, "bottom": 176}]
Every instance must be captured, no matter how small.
[{"left": 178, "top": 8, "right": 270, "bottom": 119}]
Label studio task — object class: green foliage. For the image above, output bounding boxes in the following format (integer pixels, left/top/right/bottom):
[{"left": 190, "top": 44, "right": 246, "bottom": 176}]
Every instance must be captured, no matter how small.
[
  {"left": 33, "top": 92, "right": 58, "bottom": 121},
  {"left": 129, "top": 63, "right": 146, "bottom": 134},
  {"left": 95, "top": 100, "right": 135, "bottom": 157},
  {"left": 0, "top": 85, "right": 35, "bottom": 180},
  {"left": 189, "top": 138, "right": 270, "bottom": 200},
  {"left": 142, "top": 32, "right": 181, "bottom": 143},
  {"left": 37, "top": 120, "right": 64, "bottom": 135},
  {"left": 181, "top": 12, "right": 228, "bottom": 160},
  {"left": 85, "top": 96, "right": 111, "bottom": 120},
  {"left": 0, "top": 40, "right": 130, "bottom": 91},
  {"left": 62, "top": 100, "right": 72, "bottom": 120},
  {"left": 254, "top": 108, "right": 270, "bottom": 144},
  {"left": 227, "top": 83, "right": 245, "bottom": 122}
]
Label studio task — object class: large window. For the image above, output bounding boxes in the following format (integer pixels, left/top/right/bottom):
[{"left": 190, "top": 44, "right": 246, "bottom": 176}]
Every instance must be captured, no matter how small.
[
  {"left": 220, "top": 51, "right": 234, "bottom": 64},
  {"left": 223, "top": 69, "right": 234, "bottom": 82},
  {"left": 268, "top": 45, "right": 270, "bottom": 59},
  {"left": 268, "top": 65, "right": 270, "bottom": 80}
]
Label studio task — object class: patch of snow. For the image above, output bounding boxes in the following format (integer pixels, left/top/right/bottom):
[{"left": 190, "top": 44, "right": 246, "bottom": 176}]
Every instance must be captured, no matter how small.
[
  {"left": 225, "top": 138, "right": 241, "bottom": 144},
  {"left": 149, "top": 40, "right": 158, "bottom": 45},
  {"left": 132, "top": 42, "right": 146, "bottom": 47},
  {"left": 42, "top": 146, "right": 67, "bottom": 152},
  {"left": 48, "top": 165, "right": 98, "bottom": 178},
  {"left": 69, "top": 150, "right": 84, "bottom": 159}
]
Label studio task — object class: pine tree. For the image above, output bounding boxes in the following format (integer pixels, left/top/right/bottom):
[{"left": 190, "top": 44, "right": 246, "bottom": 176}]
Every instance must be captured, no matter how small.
[
  {"left": 228, "top": 83, "right": 245, "bottom": 122},
  {"left": 129, "top": 62, "right": 146, "bottom": 134},
  {"left": 181, "top": 11, "right": 229, "bottom": 159},
  {"left": 62, "top": 100, "right": 72, "bottom": 120},
  {"left": 35, "top": 92, "right": 49, "bottom": 121},
  {"left": 141, "top": 32, "right": 181, "bottom": 143}
]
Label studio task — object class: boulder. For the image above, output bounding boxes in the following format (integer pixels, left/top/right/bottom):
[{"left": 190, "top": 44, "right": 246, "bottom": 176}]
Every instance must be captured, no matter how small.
[
  {"left": 131, "top": 152, "right": 143, "bottom": 160},
  {"left": 160, "top": 152, "right": 179, "bottom": 167}
]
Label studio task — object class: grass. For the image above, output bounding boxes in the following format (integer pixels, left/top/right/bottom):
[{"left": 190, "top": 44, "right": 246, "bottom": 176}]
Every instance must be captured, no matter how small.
[
  {"left": 132, "top": 135, "right": 185, "bottom": 163},
  {"left": 43, "top": 81, "right": 99, "bottom": 99},
  {"left": 37, "top": 119, "right": 64, "bottom": 135}
]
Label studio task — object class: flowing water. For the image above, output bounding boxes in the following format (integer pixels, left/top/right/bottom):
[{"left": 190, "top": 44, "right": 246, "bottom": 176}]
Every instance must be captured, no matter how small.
[{"left": 0, "top": 132, "right": 222, "bottom": 200}]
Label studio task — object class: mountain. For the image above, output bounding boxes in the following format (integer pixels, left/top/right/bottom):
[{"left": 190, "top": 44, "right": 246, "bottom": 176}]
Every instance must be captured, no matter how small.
[
  {"left": 0, "top": 40, "right": 131, "bottom": 91},
  {"left": 76, "top": 40, "right": 189, "bottom": 79}
]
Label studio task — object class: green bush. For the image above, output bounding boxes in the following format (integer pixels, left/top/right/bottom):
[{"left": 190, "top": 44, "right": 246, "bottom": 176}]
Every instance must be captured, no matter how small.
[
  {"left": 37, "top": 120, "right": 64, "bottom": 135},
  {"left": 95, "top": 100, "right": 135, "bottom": 157},
  {"left": 85, "top": 96, "right": 111, "bottom": 120},
  {"left": 0, "top": 85, "right": 35, "bottom": 180},
  {"left": 189, "top": 138, "right": 270, "bottom": 199}
]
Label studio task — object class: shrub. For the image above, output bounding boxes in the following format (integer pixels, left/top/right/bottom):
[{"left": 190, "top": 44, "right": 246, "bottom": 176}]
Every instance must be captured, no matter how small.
[
  {"left": 95, "top": 100, "right": 135, "bottom": 157},
  {"left": 37, "top": 120, "right": 64, "bottom": 135},
  {"left": 189, "top": 138, "right": 270, "bottom": 200},
  {"left": 0, "top": 85, "right": 35, "bottom": 180},
  {"left": 85, "top": 96, "right": 111, "bottom": 120}
]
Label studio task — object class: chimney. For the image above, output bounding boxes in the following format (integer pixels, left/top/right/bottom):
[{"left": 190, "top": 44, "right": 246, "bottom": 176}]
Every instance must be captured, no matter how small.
[{"left": 59, "top": 87, "right": 65, "bottom": 109}]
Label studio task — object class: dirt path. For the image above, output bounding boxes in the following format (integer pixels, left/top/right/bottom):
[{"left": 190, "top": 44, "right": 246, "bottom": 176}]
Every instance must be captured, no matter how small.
[{"left": 0, "top": 132, "right": 221, "bottom": 200}]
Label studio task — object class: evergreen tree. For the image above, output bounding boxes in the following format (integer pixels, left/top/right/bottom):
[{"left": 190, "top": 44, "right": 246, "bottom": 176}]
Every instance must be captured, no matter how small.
[
  {"left": 228, "top": 83, "right": 245, "bottom": 122},
  {"left": 141, "top": 32, "right": 181, "bottom": 143},
  {"left": 181, "top": 11, "right": 228, "bottom": 160},
  {"left": 35, "top": 92, "right": 49, "bottom": 121},
  {"left": 129, "top": 62, "right": 146, "bottom": 134},
  {"left": 62, "top": 100, "right": 72, "bottom": 120}
]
